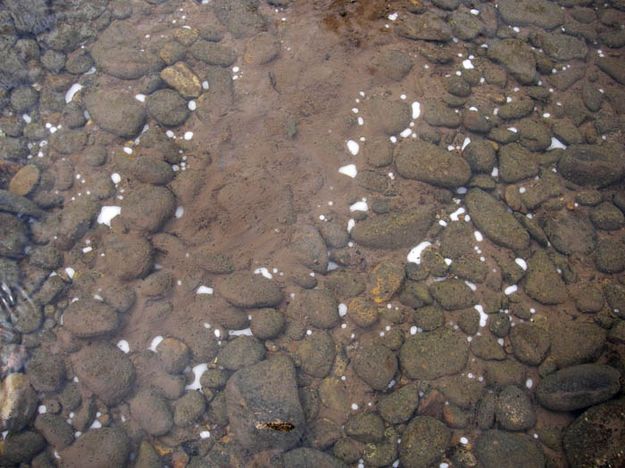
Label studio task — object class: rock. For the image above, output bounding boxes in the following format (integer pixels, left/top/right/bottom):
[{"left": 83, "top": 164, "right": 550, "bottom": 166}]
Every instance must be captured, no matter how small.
[
  {"left": 34, "top": 413, "right": 74, "bottom": 449},
  {"left": 414, "top": 305, "right": 445, "bottom": 331},
  {"left": 370, "top": 49, "right": 413, "bottom": 82},
  {"left": 471, "top": 334, "right": 506, "bottom": 361},
  {"left": 397, "top": 12, "right": 452, "bottom": 42},
  {"left": 590, "top": 202, "right": 625, "bottom": 230},
  {"left": 596, "top": 238, "right": 625, "bottom": 273},
  {"left": 190, "top": 40, "right": 237, "bottom": 67},
  {"left": 597, "top": 57, "right": 625, "bottom": 85},
  {"left": 498, "top": 143, "right": 539, "bottom": 183},
  {"left": 368, "top": 261, "right": 404, "bottom": 304},
  {"left": 156, "top": 338, "right": 190, "bottom": 374},
  {"left": 351, "top": 206, "right": 436, "bottom": 249},
  {"left": 347, "top": 297, "right": 379, "bottom": 328},
  {"left": 549, "top": 321, "right": 606, "bottom": 368},
  {"left": 160, "top": 62, "right": 202, "bottom": 98},
  {"left": 217, "top": 272, "right": 283, "bottom": 308},
  {"left": 488, "top": 39, "right": 537, "bottom": 84},
  {"left": 146, "top": 89, "right": 190, "bottom": 127},
  {"left": 543, "top": 210, "right": 596, "bottom": 255},
  {"left": 130, "top": 157, "right": 174, "bottom": 186},
  {"left": 498, "top": 99, "right": 534, "bottom": 120},
  {"left": 497, "top": 0, "right": 563, "bottom": 29},
  {"left": 26, "top": 350, "right": 65, "bottom": 392},
  {"left": 449, "top": 11, "right": 484, "bottom": 40},
  {"left": 225, "top": 355, "right": 304, "bottom": 451},
  {"left": 353, "top": 342, "right": 397, "bottom": 390},
  {"left": 291, "top": 225, "right": 328, "bottom": 274},
  {"left": 537, "top": 364, "right": 620, "bottom": 411},
  {"left": 71, "top": 343, "right": 135, "bottom": 405},
  {"left": 0, "top": 189, "right": 45, "bottom": 218},
  {"left": 212, "top": 0, "right": 267, "bottom": 37},
  {"left": 476, "top": 430, "right": 545, "bottom": 468},
  {"left": 510, "top": 323, "right": 550, "bottom": 366},
  {"left": 282, "top": 448, "right": 346, "bottom": 468},
  {"left": 465, "top": 189, "right": 529, "bottom": 251},
  {"left": 249, "top": 308, "right": 284, "bottom": 339},
  {"left": 423, "top": 101, "right": 462, "bottom": 128},
  {"left": 59, "top": 428, "right": 130, "bottom": 468},
  {"left": 243, "top": 32, "right": 280, "bottom": 65},
  {"left": 563, "top": 398, "right": 625, "bottom": 468},
  {"left": 120, "top": 184, "right": 175, "bottom": 233},
  {"left": 345, "top": 413, "right": 385, "bottom": 443},
  {"left": 216, "top": 336, "right": 266, "bottom": 370},
  {"left": 0, "top": 213, "right": 27, "bottom": 259},
  {"left": 516, "top": 119, "right": 551, "bottom": 152},
  {"left": 395, "top": 139, "right": 471, "bottom": 188},
  {"left": 50, "top": 129, "right": 87, "bottom": 154},
  {"left": 5, "top": 0, "right": 52, "bottom": 34},
  {"left": 319, "top": 222, "right": 349, "bottom": 249},
  {"left": 0, "top": 373, "right": 37, "bottom": 432},
  {"left": 537, "top": 32, "right": 588, "bottom": 61},
  {"left": 287, "top": 289, "right": 339, "bottom": 329},
  {"left": 524, "top": 250, "right": 567, "bottom": 304},
  {"left": 9, "top": 164, "right": 39, "bottom": 196},
  {"left": 484, "top": 359, "right": 526, "bottom": 387},
  {"left": 400, "top": 416, "right": 450, "bottom": 467},
  {"left": 174, "top": 391, "right": 206, "bottom": 426},
  {"left": 400, "top": 328, "right": 469, "bottom": 380},
  {"left": 85, "top": 90, "right": 146, "bottom": 137},
  {"left": 365, "top": 96, "right": 411, "bottom": 135},
  {"left": 130, "top": 390, "right": 173, "bottom": 436},
  {"left": 378, "top": 383, "right": 420, "bottom": 424},
  {"left": 101, "top": 233, "right": 153, "bottom": 280},
  {"left": 91, "top": 22, "right": 162, "bottom": 80},
  {"left": 62, "top": 298, "right": 119, "bottom": 338},
  {"left": 0, "top": 430, "right": 45, "bottom": 465},
  {"left": 495, "top": 385, "right": 535, "bottom": 431},
  {"left": 558, "top": 144, "right": 625, "bottom": 187},
  {"left": 297, "top": 331, "right": 336, "bottom": 378},
  {"left": 429, "top": 279, "right": 475, "bottom": 310}
]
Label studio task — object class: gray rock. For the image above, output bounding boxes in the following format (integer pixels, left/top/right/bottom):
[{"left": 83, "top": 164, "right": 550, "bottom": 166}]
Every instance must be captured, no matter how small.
[
  {"left": 365, "top": 97, "right": 411, "bottom": 135},
  {"left": 476, "top": 430, "right": 545, "bottom": 468},
  {"left": 463, "top": 139, "right": 496, "bottom": 173},
  {"left": 400, "top": 416, "right": 450, "bottom": 467},
  {"left": 0, "top": 373, "right": 38, "bottom": 432},
  {"left": 225, "top": 355, "right": 304, "bottom": 451},
  {"left": 146, "top": 89, "right": 190, "bottom": 127},
  {"left": 596, "top": 238, "right": 625, "bottom": 273},
  {"left": 370, "top": 49, "right": 413, "bottom": 82},
  {"left": 297, "top": 331, "right": 336, "bottom": 378},
  {"left": 558, "top": 144, "right": 625, "bottom": 187},
  {"left": 62, "top": 298, "right": 119, "bottom": 338},
  {"left": 217, "top": 272, "right": 283, "bottom": 308},
  {"left": 34, "top": 413, "right": 74, "bottom": 449},
  {"left": 495, "top": 385, "right": 535, "bottom": 431},
  {"left": 190, "top": 40, "right": 237, "bottom": 66},
  {"left": 120, "top": 184, "right": 175, "bottom": 233},
  {"left": 212, "top": 0, "right": 267, "bottom": 38},
  {"left": 543, "top": 209, "right": 596, "bottom": 255},
  {"left": 249, "top": 308, "right": 285, "bottom": 339},
  {"left": 429, "top": 279, "right": 475, "bottom": 310},
  {"left": 498, "top": 99, "right": 535, "bottom": 120},
  {"left": 287, "top": 289, "right": 339, "bottom": 329},
  {"left": 291, "top": 225, "right": 328, "bottom": 274},
  {"left": 131, "top": 390, "right": 173, "bottom": 436},
  {"left": 0, "top": 430, "right": 45, "bottom": 465},
  {"left": 510, "top": 323, "right": 550, "bottom": 366},
  {"left": 488, "top": 39, "right": 537, "bottom": 84},
  {"left": 395, "top": 139, "right": 471, "bottom": 188},
  {"left": 396, "top": 12, "right": 452, "bottom": 42},
  {"left": 0, "top": 189, "right": 45, "bottom": 218},
  {"left": 563, "top": 398, "right": 625, "bottom": 468},
  {"left": 590, "top": 202, "right": 625, "bottom": 230},
  {"left": 423, "top": 101, "right": 462, "bottom": 128},
  {"left": 449, "top": 11, "right": 484, "bottom": 40},
  {"left": 497, "top": 0, "right": 564, "bottom": 29},
  {"left": 85, "top": 90, "right": 146, "bottom": 138},
  {"left": 0, "top": 213, "right": 27, "bottom": 258},
  {"left": 216, "top": 336, "right": 266, "bottom": 370},
  {"left": 597, "top": 56, "right": 625, "bottom": 85},
  {"left": 537, "top": 32, "right": 588, "bottom": 61},
  {"left": 26, "top": 350, "right": 65, "bottom": 392},
  {"left": 101, "top": 233, "right": 153, "bottom": 281},
  {"left": 345, "top": 413, "right": 385, "bottom": 443},
  {"left": 353, "top": 342, "right": 397, "bottom": 390},
  {"left": 59, "top": 428, "right": 130, "bottom": 468},
  {"left": 174, "top": 391, "right": 206, "bottom": 427},
  {"left": 549, "top": 321, "right": 606, "bottom": 368},
  {"left": 71, "top": 343, "right": 135, "bottom": 405},
  {"left": 282, "top": 448, "right": 346, "bottom": 468},
  {"left": 465, "top": 189, "right": 529, "bottom": 251},
  {"left": 400, "top": 327, "right": 469, "bottom": 380},
  {"left": 351, "top": 207, "right": 435, "bottom": 249},
  {"left": 537, "top": 364, "right": 620, "bottom": 411},
  {"left": 499, "top": 143, "right": 539, "bottom": 183},
  {"left": 378, "top": 383, "right": 419, "bottom": 424}
]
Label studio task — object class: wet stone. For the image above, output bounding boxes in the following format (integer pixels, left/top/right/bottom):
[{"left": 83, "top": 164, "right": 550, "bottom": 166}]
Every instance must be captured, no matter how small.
[
  {"left": 160, "top": 62, "right": 202, "bottom": 98},
  {"left": 8, "top": 164, "right": 40, "bottom": 196},
  {"left": 429, "top": 279, "right": 475, "bottom": 310},
  {"left": 291, "top": 225, "right": 328, "bottom": 274},
  {"left": 174, "top": 390, "right": 206, "bottom": 427},
  {"left": 449, "top": 11, "right": 484, "bottom": 40},
  {"left": 363, "top": 139, "right": 394, "bottom": 167},
  {"left": 510, "top": 322, "right": 550, "bottom": 366},
  {"left": 365, "top": 96, "right": 411, "bottom": 136},
  {"left": 543, "top": 210, "right": 596, "bottom": 255},
  {"left": 85, "top": 90, "right": 146, "bottom": 138},
  {"left": 282, "top": 448, "right": 346, "bottom": 468},
  {"left": 597, "top": 56, "right": 625, "bottom": 85},
  {"left": 352, "top": 342, "right": 397, "bottom": 390},
  {"left": 26, "top": 349, "right": 65, "bottom": 393},
  {"left": 537, "top": 364, "right": 621, "bottom": 411},
  {"left": 370, "top": 49, "right": 413, "bottom": 82},
  {"left": 536, "top": 32, "right": 588, "bottom": 61},
  {"left": 62, "top": 298, "right": 119, "bottom": 338},
  {"left": 212, "top": 0, "right": 267, "bottom": 38},
  {"left": 396, "top": 12, "right": 452, "bottom": 42},
  {"left": 297, "top": 331, "right": 336, "bottom": 378},
  {"left": 217, "top": 272, "right": 283, "bottom": 308},
  {"left": 476, "top": 430, "right": 545, "bottom": 468},
  {"left": 498, "top": 99, "right": 534, "bottom": 120},
  {"left": 34, "top": 413, "right": 73, "bottom": 450},
  {"left": 216, "top": 336, "right": 266, "bottom": 370},
  {"left": 395, "top": 139, "right": 471, "bottom": 188},
  {"left": 146, "top": 89, "right": 190, "bottom": 127},
  {"left": 378, "top": 383, "right": 419, "bottom": 424},
  {"left": 524, "top": 250, "right": 567, "bottom": 305},
  {"left": 498, "top": 143, "right": 539, "bottom": 183},
  {"left": 0, "top": 373, "right": 38, "bottom": 432},
  {"left": 0, "top": 213, "right": 27, "bottom": 259},
  {"left": 400, "top": 416, "right": 450, "bottom": 468},
  {"left": 423, "top": 101, "right": 461, "bottom": 128},
  {"left": 463, "top": 139, "right": 496, "bottom": 174},
  {"left": 484, "top": 359, "right": 527, "bottom": 387},
  {"left": 487, "top": 39, "right": 537, "bottom": 85},
  {"left": 101, "top": 233, "right": 153, "bottom": 280},
  {"left": 190, "top": 40, "right": 236, "bottom": 67},
  {"left": 590, "top": 202, "right": 625, "bottom": 230},
  {"left": 0, "top": 430, "right": 45, "bottom": 465},
  {"left": 471, "top": 333, "right": 506, "bottom": 361},
  {"left": 249, "top": 308, "right": 284, "bottom": 339},
  {"left": 345, "top": 413, "right": 385, "bottom": 443},
  {"left": 563, "top": 398, "right": 625, "bottom": 468},
  {"left": 400, "top": 327, "right": 469, "bottom": 380},
  {"left": 549, "top": 320, "right": 606, "bottom": 368},
  {"left": 596, "top": 238, "right": 625, "bottom": 273},
  {"left": 558, "top": 144, "right": 625, "bottom": 187},
  {"left": 156, "top": 338, "right": 190, "bottom": 374},
  {"left": 495, "top": 385, "right": 535, "bottom": 431},
  {"left": 59, "top": 428, "right": 130, "bottom": 468}
]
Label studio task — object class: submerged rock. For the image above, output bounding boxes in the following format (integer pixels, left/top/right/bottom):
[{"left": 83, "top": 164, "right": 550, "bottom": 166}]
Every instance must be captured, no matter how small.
[
  {"left": 558, "top": 144, "right": 625, "bottom": 187},
  {"left": 476, "top": 430, "right": 545, "bottom": 468}
]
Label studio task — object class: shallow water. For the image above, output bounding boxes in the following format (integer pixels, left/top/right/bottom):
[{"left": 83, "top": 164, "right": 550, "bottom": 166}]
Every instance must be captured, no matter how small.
[{"left": 0, "top": 0, "right": 625, "bottom": 466}]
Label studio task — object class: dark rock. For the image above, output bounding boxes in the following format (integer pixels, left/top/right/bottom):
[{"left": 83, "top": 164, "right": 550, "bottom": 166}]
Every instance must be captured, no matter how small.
[
  {"left": 463, "top": 139, "right": 496, "bottom": 173},
  {"left": 423, "top": 101, "right": 462, "bottom": 128},
  {"left": 26, "top": 349, "right": 65, "bottom": 392},
  {"left": 85, "top": 90, "right": 146, "bottom": 138},
  {"left": 282, "top": 448, "right": 346, "bottom": 468},
  {"left": 596, "top": 238, "right": 625, "bottom": 273},
  {"left": 291, "top": 225, "right": 328, "bottom": 274},
  {"left": 130, "top": 157, "right": 174, "bottom": 186},
  {"left": 35, "top": 413, "right": 74, "bottom": 449},
  {"left": 487, "top": 39, "right": 537, "bottom": 84},
  {"left": 249, "top": 308, "right": 284, "bottom": 339},
  {"left": 484, "top": 359, "right": 527, "bottom": 387},
  {"left": 395, "top": 139, "right": 471, "bottom": 188},
  {"left": 597, "top": 57, "right": 625, "bottom": 85},
  {"left": 217, "top": 272, "right": 283, "bottom": 308},
  {"left": 590, "top": 202, "right": 625, "bottom": 230},
  {"left": 345, "top": 413, "right": 385, "bottom": 443},
  {"left": 558, "top": 144, "right": 625, "bottom": 187},
  {"left": 498, "top": 143, "right": 539, "bottom": 183},
  {"left": 297, "top": 331, "right": 336, "bottom": 378},
  {"left": 353, "top": 342, "right": 397, "bottom": 390},
  {"left": 174, "top": 391, "right": 206, "bottom": 427},
  {"left": 429, "top": 279, "right": 475, "bottom": 310},
  {"left": 465, "top": 189, "right": 529, "bottom": 251},
  {"left": 449, "top": 11, "right": 484, "bottom": 40},
  {"left": 537, "top": 364, "right": 620, "bottom": 411},
  {"left": 59, "top": 428, "right": 130, "bottom": 468},
  {"left": 0, "top": 430, "right": 45, "bottom": 465},
  {"left": 370, "top": 49, "right": 413, "bottom": 82},
  {"left": 120, "top": 184, "right": 175, "bottom": 233},
  {"left": 517, "top": 119, "right": 552, "bottom": 152},
  {"left": 62, "top": 298, "right": 119, "bottom": 338},
  {"left": 146, "top": 89, "right": 189, "bottom": 127},
  {"left": 396, "top": 12, "right": 452, "bottom": 42},
  {"left": 400, "top": 327, "right": 468, "bottom": 380},
  {"left": 156, "top": 337, "right": 190, "bottom": 374},
  {"left": 212, "top": 0, "right": 267, "bottom": 38},
  {"left": 226, "top": 355, "right": 304, "bottom": 451},
  {"left": 101, "top": 233, "right": 153, "bottom": 280},
  {"left": 498, "top": 99, "right": 534, "bottom": 120},
  {"left": 543, "top": 210, "right": 596, "bottom": 255},
  {"left": 71, "top": 343, "right": 135, "bottom": 405},
  {"left": 216, "top": 336, "right": 266, "bottom": 370},
  {"left": 497, "top": 0, "right": 564, "bottom": 29},
  {"left": 351, "top": 206, "right": 435, "bottom": 249},
  {"left": 378, "top": 383, "right": 419, "bottom": 424},
  {"left": 400, "top": 416, "right": 450, "bottom": 467},
  {"left": 0, "top": 189, "right": 45, "bottom": 218},
  {"left": 510, "top": 323, "right": 550, "bottom": 366},
  {"left": 537, "top": 32, "right": 588, "bottom": 61},
  {"left": 524, "top": 250, "right": 567, "bottom": 304},
  {"left": 0, "top": 213, "right": 27, "bottom": 259},
  {"left": 495, "top": 385, "right": 535, "bottom": 431},
  {"left": 366, "top": 96, "right": 411, "bottom": 135},
  {"left": 471, "top": 333, "right": 506, "bottom": 360},
  {"left": 288, "top": 289, "right": 339, "bottom": 329},
  {"left": 475, "top": 430, "right": 545, "bottom": 468},
  {"left": 563, "top": 398, "right": 625, "bottom": 468},
  {"left": 549, "top": 321, "right": 606, "bottom": 368}
]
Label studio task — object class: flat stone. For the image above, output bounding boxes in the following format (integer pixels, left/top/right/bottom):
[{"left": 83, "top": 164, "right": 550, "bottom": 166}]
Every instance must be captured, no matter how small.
[
  {"left": 497, "top": 0, "right": 564, "bottom": 29},
  {"left": 8, "top": 164, "right": 40, "bottom": 196},
  {"left": 537, "top": 364, "right": 621, "bottom": 411},
  {"left": 400, "top": 416, "right": 450, "bottom": 467},
  {"left": 476, "top": 430, "right": 545, "bottom": 468},
  {"left": 217, "top": 272, "right": 283, "bottom": 308},
  {"left": 85, "top": 90, "right": 146, "bottom": 138},
  {"left": 352, "top": 342, "right": 398, "bottom": 390},
  {"left": 549, "top": 321, "right": 606, "bottom": 368},
  {"left": 597, "top": 56, "right": 625, "bottom": 85},
  {"left": 558, "top": 144, "right": 625, "bottom": 187},
  {"left": 488, "top": 39, "right": 537, "bottom": 84},
  {"left": 396, "top": 12, "right": 452, "bottom": 42},
  {"left": 59, "top": 428, "right": 130, "bottom": 468},
  {"left": 395, "top": 139, "right": 471, "bottom": 188},
  {"left": 62, "top": 298, "right": 119, "bottom": 338},
  {"left": 160, "top": 62, "right": 202, "bottom": 98},
  {"left": 543, "top": 210, "right": 596, "bottom": 255},
  {"left": 524, "top": 250, "right": 568, "bottom": 304}
]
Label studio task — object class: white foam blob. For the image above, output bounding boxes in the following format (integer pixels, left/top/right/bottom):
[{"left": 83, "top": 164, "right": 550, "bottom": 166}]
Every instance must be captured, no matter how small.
[
  {"left": 450, "top": 207, "right": 466, "bottom": 221},
  {"left": 111, "top": 173, "right": 121, "bottom": 184},
  {"left": 347, "top": 219, "right": 356, "bottom": 232},
  {"left": 347, "top": 140, "right": 360, "bottom": 155},
  {"left": 338, "top": 303, "right": 347, "bottom": 317},
  {"left": 185, "top": 363, "right": 208, "bottom": 390},
  {"left": 474, "top": 231, "right": 483, "bottom": 242},
  {"left": 349, "top": 199, "right": 368, "bottom": 212},
  {"left": 547, "top": 137, "right": 567, "bottom": 150},
  {"left": 474, "top": 304, "right": 488, "bottom": 327},
  {"left": 175, "top": 206, "right": 184, "bottom": 218},
  {"left": 228, "top": 328, "right": 253, "bottom": 336},
  {"left": 411, "top": 101, "right": 421, "bottom": 119},
  {"left": 515, "top": 258, "right": 527, "bottom": 270},
  {"left": 196, "top": 285, "right": 214, "bottom": 295},
  {"left": 254, "top": 267, "right": 273, "bottom": 279},
  {"left": 504, "top": 284, "right": 518, "bottom": 295},
  {"left": 134, "top": 94, "right": 146, "bottom": 102},
  {"left": 97, "top": 206, "right": 121, "bottom": 227},
  {"left": 407, "top": 241, "right": 432, "bottom": 264},
  {"left": 462, "top": 59, "right": 474, "bottom": 70},
  {"left": 116, "top": 340, "right": 130, "bottom": 353},
  {"left": 338, "top": 164, "right": 358, "bottom": 178},
  {"left": 148, "top": 336, "right": 164, "bottom": 352}
]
